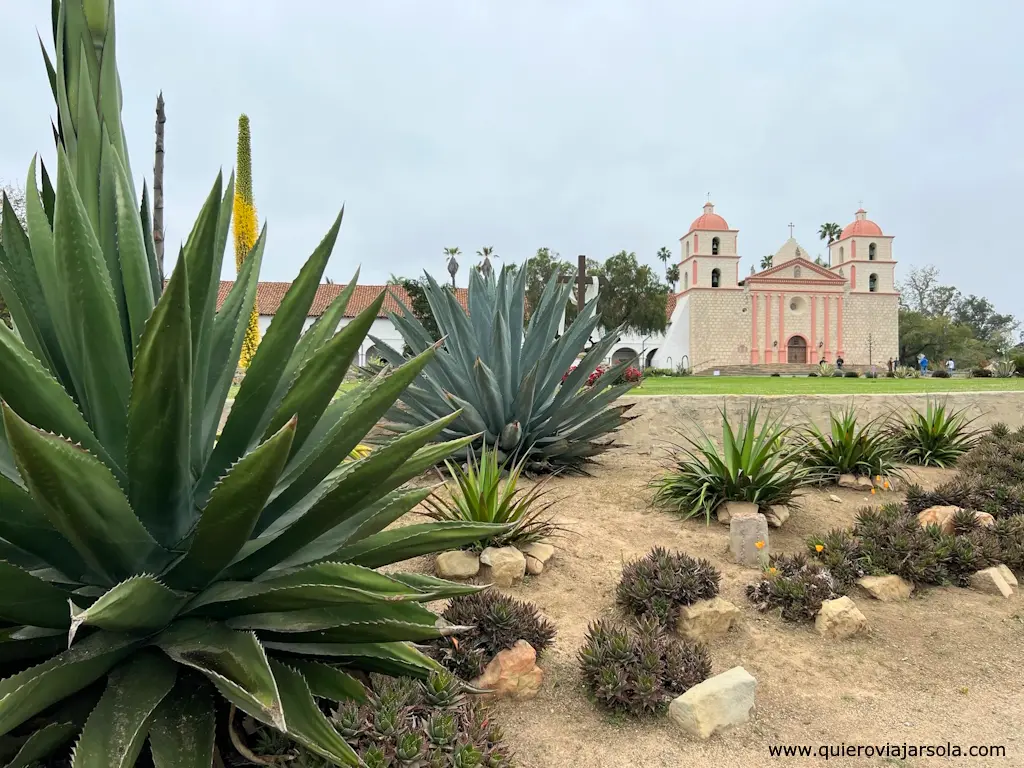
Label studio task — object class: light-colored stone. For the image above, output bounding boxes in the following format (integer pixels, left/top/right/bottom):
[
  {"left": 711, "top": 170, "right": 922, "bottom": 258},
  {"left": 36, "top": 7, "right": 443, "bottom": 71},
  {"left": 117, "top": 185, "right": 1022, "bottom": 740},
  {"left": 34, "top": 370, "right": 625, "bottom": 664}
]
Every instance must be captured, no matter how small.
[
  {"left": 837, "top": 474, "right": 859, "bottom": 489},
  {"left": 520, "top": 542, "right": 555, "bottom": 576},
  {"left": 973, "top": 511, "right": 996, "bottom": 529},
  {"left": 969, "top": 567, "right": 1014, "bottom": 598},
  {"left": 668, "top": 666, "right": 757, "bottom": 739},
  {"left": 470, "top": 640, "right": 543, "bottom": 700},
  {"left": 916, "top": 505, "right": 960, "bottom": 534},
  {"left": 828, "top": 494, "right": 842, "bottom": 503},
  {"left": 815, "top": 596, "right": 868, "bottom": 639},
  {"left": 729, "top": 511, "right": 769, "bottom": 568},
  {"left": 857, "top": 574, "right": 913, "bottom": 602},
  {"left": 917, "top": 505, "right": 995, "bottom": 535},
  {"left": 856, "top": 476, "right": 874, "bottom": 490},
  {"left": 995, "top": 563, "right": 1019, "bottom": 588},
  {"left": 676, "top": 598, "right": 741, "bottom": 643},
  {"left": 479, "top": 546, "right": 526, "bottom": 587},
  {"left": 764, "top": 505, "right": 790, "bottom": 528},
  {"left": 434, "top": 550, "right": 480, "bottom": 580},
  {"left": 718, "top": 501, "right": 759, "bottom": 526}
]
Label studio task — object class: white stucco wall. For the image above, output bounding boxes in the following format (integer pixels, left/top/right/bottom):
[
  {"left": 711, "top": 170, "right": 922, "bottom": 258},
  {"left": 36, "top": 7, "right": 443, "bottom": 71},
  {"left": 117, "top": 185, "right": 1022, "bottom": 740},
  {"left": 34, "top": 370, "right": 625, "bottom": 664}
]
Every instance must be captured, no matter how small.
[
  {"left": 651, "top": 294, "right": 691, "bottom": 370},
  {"left": 258, "top": 315, "right": 404, "bottom": 366}
]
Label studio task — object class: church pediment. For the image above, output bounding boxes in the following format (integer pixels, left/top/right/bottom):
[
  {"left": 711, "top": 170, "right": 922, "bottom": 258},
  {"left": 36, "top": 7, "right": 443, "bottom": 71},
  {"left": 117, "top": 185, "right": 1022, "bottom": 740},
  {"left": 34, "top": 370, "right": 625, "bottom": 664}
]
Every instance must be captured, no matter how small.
[{"left": 748, "top": 256, "right": 845, "bottom": 284}]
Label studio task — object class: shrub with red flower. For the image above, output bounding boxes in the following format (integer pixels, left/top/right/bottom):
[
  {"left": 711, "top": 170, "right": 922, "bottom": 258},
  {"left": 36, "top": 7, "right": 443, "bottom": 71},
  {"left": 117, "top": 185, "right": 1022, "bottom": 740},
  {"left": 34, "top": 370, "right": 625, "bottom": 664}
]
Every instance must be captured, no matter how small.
[
  {"left": 623, "top": 366, "right": 643, "bottom": 383},
  {"left": 587, "top": 365, "right": 608, "bottom": 387}
]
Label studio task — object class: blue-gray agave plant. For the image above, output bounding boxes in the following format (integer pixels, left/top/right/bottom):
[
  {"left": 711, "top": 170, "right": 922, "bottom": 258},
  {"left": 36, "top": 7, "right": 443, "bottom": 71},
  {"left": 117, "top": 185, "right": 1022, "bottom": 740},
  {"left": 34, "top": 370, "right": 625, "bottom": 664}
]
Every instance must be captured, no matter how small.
[{"left": 369, "top": 267, "right": 637, "bottom": 473}]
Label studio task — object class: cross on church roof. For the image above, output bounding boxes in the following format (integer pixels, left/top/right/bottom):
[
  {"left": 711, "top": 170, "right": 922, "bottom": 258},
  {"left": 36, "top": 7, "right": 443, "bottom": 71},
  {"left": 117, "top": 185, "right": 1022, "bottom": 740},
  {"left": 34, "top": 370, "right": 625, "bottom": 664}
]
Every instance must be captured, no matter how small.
[{"left": 788, "top": 222, "right": 795, "bottom": 238}]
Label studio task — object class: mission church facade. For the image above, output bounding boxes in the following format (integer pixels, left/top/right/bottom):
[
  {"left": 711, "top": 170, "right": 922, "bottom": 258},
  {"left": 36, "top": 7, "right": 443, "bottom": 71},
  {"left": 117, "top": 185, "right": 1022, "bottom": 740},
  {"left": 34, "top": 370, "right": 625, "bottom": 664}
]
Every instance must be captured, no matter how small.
[{"left": 633, "top": 202, "right": 900, "bottom": 372}]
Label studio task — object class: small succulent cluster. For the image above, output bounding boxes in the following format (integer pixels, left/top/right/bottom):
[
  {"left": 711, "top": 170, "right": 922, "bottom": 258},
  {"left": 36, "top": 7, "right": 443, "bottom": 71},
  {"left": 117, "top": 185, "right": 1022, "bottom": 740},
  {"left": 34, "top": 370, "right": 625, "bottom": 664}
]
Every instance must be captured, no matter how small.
[
  {"left": 429, "top": 592, "right": 556, "bottom": 680},
  {"left": 856, "top": 505, "right": 1002, "bottom": 586},
  {"left": 332, "top": 672, "right": 513, "bottom": 768},
  {"left": 806, "top": 528, "right": 870, "bottom": 591},
  {"left": 746, "top": 553, "right": 840, "bottom": 622},
  {"left": 616, "top": 547, "right": 721, "bottom": 626},
  {"left": 578, "top": 616, "right": 711, "bottom": 717}
]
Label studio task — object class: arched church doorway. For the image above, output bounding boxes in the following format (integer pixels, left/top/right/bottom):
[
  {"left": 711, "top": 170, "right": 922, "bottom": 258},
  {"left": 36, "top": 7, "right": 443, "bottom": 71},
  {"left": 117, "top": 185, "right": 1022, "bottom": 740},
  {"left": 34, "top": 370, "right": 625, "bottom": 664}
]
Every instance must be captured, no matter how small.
[
  {"left": 645, "top": 349, "right": 658, "bottom": 367},
  {"left": 612, "top": 347, "right": 637, "bottom": 366},
  {"left": 786, "top": 336, "right": 807, "bottom": 364}
]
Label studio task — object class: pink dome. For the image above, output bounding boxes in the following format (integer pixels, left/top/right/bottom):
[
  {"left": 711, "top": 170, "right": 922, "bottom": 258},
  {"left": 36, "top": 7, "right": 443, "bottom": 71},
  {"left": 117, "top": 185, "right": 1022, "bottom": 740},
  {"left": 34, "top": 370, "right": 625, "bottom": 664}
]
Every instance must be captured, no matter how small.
[
  {"left": 840, "top": 208, "right": 883, "bottom": 239},
  {"left": 689, "top": 202, "right": 729, "bottom": 231}
]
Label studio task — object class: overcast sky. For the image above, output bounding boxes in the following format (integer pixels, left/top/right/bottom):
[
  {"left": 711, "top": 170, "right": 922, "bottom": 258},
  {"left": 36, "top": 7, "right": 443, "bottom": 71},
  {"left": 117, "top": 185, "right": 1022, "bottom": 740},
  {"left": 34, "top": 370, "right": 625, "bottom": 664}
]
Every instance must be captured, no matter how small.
[{"left": 2, "top": 1, "right": 1022, "bottom": 320}]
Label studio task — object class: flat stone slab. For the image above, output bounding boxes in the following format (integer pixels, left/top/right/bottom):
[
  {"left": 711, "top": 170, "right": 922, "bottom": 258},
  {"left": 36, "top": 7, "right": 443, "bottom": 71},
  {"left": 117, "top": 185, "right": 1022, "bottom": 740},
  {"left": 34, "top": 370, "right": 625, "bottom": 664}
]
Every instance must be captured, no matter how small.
[
  {"left": 668, "top": 666, "right": 757, "bottom": 739},
  {"left": 969, "top": 567, "right": 1014, "bottom": 598},
  {"left": 729, "top": 511, "right": 768, "bottom": 568},
  {"left": 479, "top": 546, "right": 526, "bottom": 587},
  {"left": 995, "top": 563, "right": 1018, "bottom": 588},
  {"left": 718, "top": 501, "right": 758, "bottom": 526},
  {"left": 435, "top": 550, "right": 480, "bottom": 580},
  {"left": 676, "top": 598, "right": 741, "bottom": 643},
  {"left": 857, "top": 574, "right": 913, "bottom": 602}
]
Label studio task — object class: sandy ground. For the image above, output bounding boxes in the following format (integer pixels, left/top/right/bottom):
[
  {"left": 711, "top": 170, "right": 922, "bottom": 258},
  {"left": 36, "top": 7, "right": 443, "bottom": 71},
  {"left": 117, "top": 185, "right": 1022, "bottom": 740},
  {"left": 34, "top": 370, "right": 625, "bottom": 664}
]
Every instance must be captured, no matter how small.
[{"left": 406, "top": 454, "right": 1024, "bottom": 768}]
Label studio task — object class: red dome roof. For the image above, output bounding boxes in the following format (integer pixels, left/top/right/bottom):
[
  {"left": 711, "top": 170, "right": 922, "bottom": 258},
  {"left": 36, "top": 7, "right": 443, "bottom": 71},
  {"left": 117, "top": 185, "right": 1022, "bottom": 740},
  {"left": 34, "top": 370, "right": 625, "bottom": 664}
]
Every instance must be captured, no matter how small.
[
  {"left": 689, "top": 202, "right": 729, "bottom": 232},
  {"left": 840, "top": 208, "right": 883, "bottom": 239}
]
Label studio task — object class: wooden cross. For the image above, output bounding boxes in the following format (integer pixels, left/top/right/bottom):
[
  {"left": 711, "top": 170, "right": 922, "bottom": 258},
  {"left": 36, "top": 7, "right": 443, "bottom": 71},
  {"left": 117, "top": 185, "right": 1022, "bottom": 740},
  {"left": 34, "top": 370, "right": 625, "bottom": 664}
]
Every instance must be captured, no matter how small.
[
  {"left": 558, "top": 254, "right": 592, "bottom": 310},
  {"left": 788, "top": 222, "right": 795, "bottom": 238}
]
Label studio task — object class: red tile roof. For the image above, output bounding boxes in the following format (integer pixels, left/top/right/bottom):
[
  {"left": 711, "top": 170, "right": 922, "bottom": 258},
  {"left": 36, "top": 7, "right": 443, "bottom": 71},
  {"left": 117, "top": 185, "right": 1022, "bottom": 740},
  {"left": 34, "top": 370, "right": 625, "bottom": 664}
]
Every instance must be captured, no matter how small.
[
  {"left": 215, "top": 281, "right": 469, "bottom": 318},
  {"left": 219, "top": 281, "right": 677, "bottom": 323}
]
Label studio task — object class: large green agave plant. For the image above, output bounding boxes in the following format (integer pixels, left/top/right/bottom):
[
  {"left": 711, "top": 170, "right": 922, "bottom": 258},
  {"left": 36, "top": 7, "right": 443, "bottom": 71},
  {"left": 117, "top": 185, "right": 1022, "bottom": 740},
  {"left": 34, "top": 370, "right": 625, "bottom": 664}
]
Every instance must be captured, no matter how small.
[
  {"left": 0, "top": 2, "right": 503, "bottom": 766},
  {"left": 370, "top": 267, "right": 637, "bottom": 472}
]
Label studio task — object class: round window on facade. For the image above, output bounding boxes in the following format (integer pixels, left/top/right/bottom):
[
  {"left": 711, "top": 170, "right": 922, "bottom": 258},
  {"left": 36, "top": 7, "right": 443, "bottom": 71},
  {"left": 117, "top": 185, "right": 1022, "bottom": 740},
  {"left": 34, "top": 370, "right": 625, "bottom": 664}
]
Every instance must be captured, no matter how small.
[{"left": 788, "top": 296, "right": 807, "bottom": 314}]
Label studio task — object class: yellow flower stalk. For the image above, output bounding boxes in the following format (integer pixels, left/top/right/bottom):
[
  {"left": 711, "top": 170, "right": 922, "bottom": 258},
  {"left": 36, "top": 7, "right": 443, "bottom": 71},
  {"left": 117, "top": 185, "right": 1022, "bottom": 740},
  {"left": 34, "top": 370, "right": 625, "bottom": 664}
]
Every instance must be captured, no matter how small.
[{"left": 233, "top": 113, "right": 261, "bottom": 367}]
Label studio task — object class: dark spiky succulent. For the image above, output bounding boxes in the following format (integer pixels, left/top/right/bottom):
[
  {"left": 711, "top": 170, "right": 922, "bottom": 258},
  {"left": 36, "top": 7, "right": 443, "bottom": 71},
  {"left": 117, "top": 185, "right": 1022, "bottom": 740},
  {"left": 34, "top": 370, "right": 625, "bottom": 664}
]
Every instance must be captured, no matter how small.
[
  {"left": 989, "top": 422, "right": 1011, "bottom": 439},
  {"left": 578, "top": 616, "right": 710, "bottom": 718},
  {"left": 746, "top": 553, "right": 840, "bottom": 623},
  {"left": 249, "top": 670, "right": 512, "bottom": 767},
  {"left": 616, "top": 546, "right": 721, "bottom": 626},
  {"left": 806, "top": 528, "right": 869, "bottom": 591},
  {"left": 429, "top": 592, "right": 556, "bottom": 680},
  {"left": 991, "top": 517, "right": 1024, "bottom": 575}
]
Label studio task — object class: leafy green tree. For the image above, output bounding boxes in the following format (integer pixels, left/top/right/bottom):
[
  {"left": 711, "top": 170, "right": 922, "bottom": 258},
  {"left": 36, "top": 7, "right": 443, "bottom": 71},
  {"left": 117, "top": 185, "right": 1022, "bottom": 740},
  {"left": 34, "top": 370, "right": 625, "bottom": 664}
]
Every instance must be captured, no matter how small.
[
  {"left": 952, "top": 295, "right": 1018, "bottom": 352},
  {"left": 592, "top": 251, "right": 668, "bottom": 334},
  {"left": 521, "top": 247, "right": 573, "bottom": 321}
]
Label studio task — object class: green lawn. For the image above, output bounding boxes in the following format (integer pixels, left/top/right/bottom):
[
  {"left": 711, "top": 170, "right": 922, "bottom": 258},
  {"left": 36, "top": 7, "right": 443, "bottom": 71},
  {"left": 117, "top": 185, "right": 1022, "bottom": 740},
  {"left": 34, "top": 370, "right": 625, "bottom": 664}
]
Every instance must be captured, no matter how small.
[{"left": 630, "top": 375, "right": 1024, "bottom": 396}]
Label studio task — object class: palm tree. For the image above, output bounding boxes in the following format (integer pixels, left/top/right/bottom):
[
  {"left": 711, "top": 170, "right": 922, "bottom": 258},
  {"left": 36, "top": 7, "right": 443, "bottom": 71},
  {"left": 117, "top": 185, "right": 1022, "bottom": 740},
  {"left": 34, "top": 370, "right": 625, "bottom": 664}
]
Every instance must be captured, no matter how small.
[
  {"left": 476, "top": 246, "right": 498, "bottom": 279},
  {"left": 760, "top": 254, "right": 774, "bottom": 270},
  {"left": 443, "top": 246, "right": 460, "bottom": 287},
  {"left": 818, "top": 222, "right": 842, "bottom": 266},
  {"left": 666, "top": 263, "right": 680, "bottom": 291}
]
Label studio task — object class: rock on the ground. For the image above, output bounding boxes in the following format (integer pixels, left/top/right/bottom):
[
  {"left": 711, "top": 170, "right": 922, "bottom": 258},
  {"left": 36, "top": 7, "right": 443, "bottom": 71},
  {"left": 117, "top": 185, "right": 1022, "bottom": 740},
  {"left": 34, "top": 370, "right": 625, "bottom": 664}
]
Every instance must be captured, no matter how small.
[
  {"left": 995, "top": 563, "right": 1019, "bottom": 588},
  {"left": 434, "top": 550, "right": 480, "bottom": 580},
  {"left": 479, "top": 546, "right": 526, "bottom": 587},
  {"left": 837, "top": 474, "right": 859, "bottom": 489},
  {"left": 520, "top": 542, "right": 555, "bottom": 575},
  {"left": 764, "top": 506, "right": 790, "bottom": 528},
  {"left": 718, "top": 501, "right": 759, "bottom": 526},
  {"left": 969, "top": 567, "right": 1014, "bottom": 598},
  {"left": 676, "top": 598, "right": 741, "bottom": 643},
  {"left": 857, "top": 574, "right": 913, "bottom": 602},
  {"left": 828, "top": 494, "right": 842, "bottom": 503},
  {"left": 668, "top": 666, "right": 757, "bottom": 739},
  {"left": 470, "top": 640, "right": 543, "bottom": 700},
  {"left": 815, "top": 596, "right": 868, "bottom": 639},
  {"left": 729, "top": 511, "right": 769, "bottom": 568},
  {"left": 856, "top": 476, "right": 875, "bottom": 490},
  {"left": 917, "top": 505, "right": 994, "bottom": 535}
]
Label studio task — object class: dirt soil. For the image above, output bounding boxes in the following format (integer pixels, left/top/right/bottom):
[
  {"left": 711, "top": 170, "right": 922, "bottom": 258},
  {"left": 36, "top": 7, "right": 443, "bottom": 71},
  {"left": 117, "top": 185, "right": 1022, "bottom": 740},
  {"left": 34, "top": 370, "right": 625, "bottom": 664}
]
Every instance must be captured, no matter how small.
[{"left": 406, "top": 454, "right": 1024, "bottom": 768}]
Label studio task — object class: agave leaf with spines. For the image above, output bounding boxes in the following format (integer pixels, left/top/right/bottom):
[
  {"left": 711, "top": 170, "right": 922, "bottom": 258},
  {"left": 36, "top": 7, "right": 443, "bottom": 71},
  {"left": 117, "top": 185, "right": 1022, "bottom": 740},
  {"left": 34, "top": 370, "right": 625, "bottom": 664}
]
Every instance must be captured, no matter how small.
[
  {"left": 0, "top": 2, "right": 507, "bottom": 765},
  {"left": 373, "top": 265, "right": 637, "bottom": 472}
]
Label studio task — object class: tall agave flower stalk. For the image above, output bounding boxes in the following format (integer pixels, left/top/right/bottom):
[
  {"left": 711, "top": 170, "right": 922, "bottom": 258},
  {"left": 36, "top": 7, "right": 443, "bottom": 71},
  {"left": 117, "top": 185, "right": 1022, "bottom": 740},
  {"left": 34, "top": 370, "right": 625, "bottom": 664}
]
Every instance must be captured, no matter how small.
[
  {"left": 234, "top": 113, "right": 261, "bottom": 368},
  {"left": 370, "top": 266, "right": 637, "bottom": 473},
  {"left": 0, "top": 1, "right": 504, "bottom": 765}
]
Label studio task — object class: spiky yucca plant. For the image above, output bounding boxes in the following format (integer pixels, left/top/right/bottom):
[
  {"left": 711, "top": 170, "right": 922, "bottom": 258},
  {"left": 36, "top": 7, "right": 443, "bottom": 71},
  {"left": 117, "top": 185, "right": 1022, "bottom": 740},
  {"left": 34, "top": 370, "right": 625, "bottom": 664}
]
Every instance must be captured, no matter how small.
[
  {"left": 798, "top": 407, "right": 904, "bottom": 482},
  {"left": 890, "top": 400, "right": 983, "bottom": 467},
  {"left": 0, "top": 2, "right": 505, "bottom": 765},
  {"left": 369, "top": 267, "right": 637, "bottom": 473},
  {"left": 233, "top": 113, "right": 262, "bottom": 368}
]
